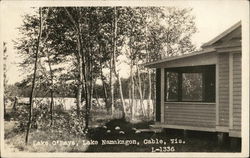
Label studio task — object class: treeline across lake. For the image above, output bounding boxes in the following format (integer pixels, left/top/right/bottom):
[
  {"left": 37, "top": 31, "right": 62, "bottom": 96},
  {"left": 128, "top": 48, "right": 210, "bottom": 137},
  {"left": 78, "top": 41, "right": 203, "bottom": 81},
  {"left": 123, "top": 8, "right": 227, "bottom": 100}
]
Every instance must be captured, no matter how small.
[
  {"left": 6, "top": 97, "right": 154, "bottom": 120},
  {"left": 5, "top": 75, "right": 156, "bottom": 99}
]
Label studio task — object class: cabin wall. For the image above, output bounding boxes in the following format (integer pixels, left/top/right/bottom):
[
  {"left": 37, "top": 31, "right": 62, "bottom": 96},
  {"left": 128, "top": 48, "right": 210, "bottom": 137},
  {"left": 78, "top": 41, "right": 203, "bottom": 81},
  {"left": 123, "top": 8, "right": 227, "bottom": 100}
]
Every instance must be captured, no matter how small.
[
  {"left": 153, "top": 52, "right": 241, "bottom": 136},
  {"left": 218, "top": 53, "right": 230, "bottom": 127},
  {"left": 164, "top": 103, "right": 216, "bottom": 128},
  {"left": 150, "top": 23, "right": 242, "bottom": 137},
  {"left": 232, "top": 53, "right": 241, "bottom": 131}
]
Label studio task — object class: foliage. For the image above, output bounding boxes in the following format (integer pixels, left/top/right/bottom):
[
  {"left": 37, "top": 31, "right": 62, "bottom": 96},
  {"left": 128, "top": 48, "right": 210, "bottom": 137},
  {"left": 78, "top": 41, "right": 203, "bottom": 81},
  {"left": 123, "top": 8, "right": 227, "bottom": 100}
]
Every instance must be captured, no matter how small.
[
  {"left": 14, "top": 6, "right": 197, "bottom": 99},
  {"left": 12, "top": 6, "right": 198, "bottom": 141},
  {"left": 8, "top": 102, "right": 89, "bottom": 137}
]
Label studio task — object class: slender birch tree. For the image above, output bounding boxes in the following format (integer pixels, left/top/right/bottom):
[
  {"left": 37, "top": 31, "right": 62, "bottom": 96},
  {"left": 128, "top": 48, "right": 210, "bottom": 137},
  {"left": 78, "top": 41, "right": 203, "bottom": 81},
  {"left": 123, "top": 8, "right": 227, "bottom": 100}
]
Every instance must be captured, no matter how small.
[{"left": 25, "top": 7, "right": 43, "bottom": 145}]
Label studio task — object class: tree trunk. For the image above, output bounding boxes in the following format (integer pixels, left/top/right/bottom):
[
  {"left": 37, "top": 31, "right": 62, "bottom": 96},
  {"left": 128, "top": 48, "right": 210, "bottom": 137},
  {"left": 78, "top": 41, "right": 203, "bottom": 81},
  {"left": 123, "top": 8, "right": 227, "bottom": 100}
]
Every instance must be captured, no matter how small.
[
  {"left": 83, "top": 50, "right": 93, "bottom": 131},
  {"left": 132, "top": 75, "right": 135, "bottom": 121},
  {"left": 130, "top": 59, "right": 135, "bottom": 121},
  {"left": 147, "top": 69, "right": 152, "bottom": 119},
  {"left": 46, "top": 54, "right": 54, "bottom": 126},
  {"left": 82, "top": 51, "right": 89, "bottom": 131},
  {"left": 152, "top": 69, "right": 156, "bottom": 121},
  {"left": 76, "top": 36, "right": 83, "bottom": 118},
  {"left": 12, "top": 96, "right": 18, "bottom": 112},
  {"left": 110, "top": 60, "right": 114, "bottom": 116},
  {"left": 3, "top": 42, "right": 7, "bottom": 116},
  {"left": 64, "top": 7, "right": 92, "bottom": 132},
  {"left": 98, "top": 44, "right": 109, "bottom": 112},
  {"left": 128, "top": 80, "right": 131, "bottom": 114},
  {"left": 113, "top": 72, "right": 126, "bottom": 118},
  {"left": 110, "top": 7, "right": 117, "bottom": 117},
  {"left": 145, "top": 13, "right": 152, "bottom": 120},
  {"left": 25, "top": 7, "right": 43, "bottom": 145},
  {"left": 86, "top": 51, "right": 94, "bottom": 129},
  {"left": 136, "top": 65, "right": 145, "bottom": 117},
  {"left": 100, "top": 66, "right": 109, "bottom": 112},
  {"left": 81, "top": 40, "right": 90, "bottom": 131},
  {"left": 112, "top": 7, "right": 126, "bottom": 118},
  {"left": 83, "top": 9, "right": 95, "bottom": 131},
  {"left": 94, "top": 84, "right": 101, "bottom": 108},
  {"left": 4, "top": 101, "right": 6, "bottom": 117},
  {"left": 49, "top": 89, "right": 54, "bottom": 125},
  {"left": 117, "top": 76, "right": 126, "bottom": 118},
  {"left": 64, "top": 7, "right": 82, "bottom": 118}
]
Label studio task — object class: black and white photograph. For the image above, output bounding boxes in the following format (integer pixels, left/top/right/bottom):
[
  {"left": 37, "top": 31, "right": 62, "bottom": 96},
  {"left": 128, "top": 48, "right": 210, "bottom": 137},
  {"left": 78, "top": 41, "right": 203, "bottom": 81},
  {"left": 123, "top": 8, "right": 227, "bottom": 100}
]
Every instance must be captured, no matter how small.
[{"left": 0, "top": 0, "right": 249, "bottom": 157}]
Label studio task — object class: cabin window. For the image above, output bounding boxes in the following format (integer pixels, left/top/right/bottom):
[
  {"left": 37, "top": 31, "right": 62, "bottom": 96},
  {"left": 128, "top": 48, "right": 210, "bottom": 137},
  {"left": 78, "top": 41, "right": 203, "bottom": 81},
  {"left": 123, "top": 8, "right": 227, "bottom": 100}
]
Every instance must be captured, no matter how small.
[
  {"left": 182, "top": 73, "right": 203, "bottom": 101},
  {"left": 165, "top": 65, "right": 215, "bottom": 102},
  {"left": 165, "top": 72, "right": 179, "bottom": 101}
]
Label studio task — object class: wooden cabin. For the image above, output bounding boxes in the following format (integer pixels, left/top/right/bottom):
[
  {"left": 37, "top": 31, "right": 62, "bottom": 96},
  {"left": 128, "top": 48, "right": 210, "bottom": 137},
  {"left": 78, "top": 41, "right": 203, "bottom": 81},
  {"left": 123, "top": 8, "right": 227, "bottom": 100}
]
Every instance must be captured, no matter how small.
[{"left": 144, "top": 22, "right": 242, "bottom": 138}]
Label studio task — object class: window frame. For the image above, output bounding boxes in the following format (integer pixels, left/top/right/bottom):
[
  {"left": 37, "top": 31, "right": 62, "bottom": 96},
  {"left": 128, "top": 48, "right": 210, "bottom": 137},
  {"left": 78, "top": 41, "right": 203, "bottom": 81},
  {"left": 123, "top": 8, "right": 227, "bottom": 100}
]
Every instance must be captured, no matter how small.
[{"left": 164, "top": 65, "right": 216, "bottom": 103}]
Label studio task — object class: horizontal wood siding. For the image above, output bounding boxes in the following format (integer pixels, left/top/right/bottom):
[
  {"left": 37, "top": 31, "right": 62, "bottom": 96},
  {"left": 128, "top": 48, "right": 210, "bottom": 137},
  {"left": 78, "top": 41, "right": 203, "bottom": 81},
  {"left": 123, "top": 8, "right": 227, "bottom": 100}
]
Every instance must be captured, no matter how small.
[
  {"left": 165, "top": 103, "right": 216, "bottom": 128},
  {"left": 233, "top": 53, "right": 241, "bottom": 131},
  {"left": 218, "top": 54, "right": 229, "bottom": 127}
]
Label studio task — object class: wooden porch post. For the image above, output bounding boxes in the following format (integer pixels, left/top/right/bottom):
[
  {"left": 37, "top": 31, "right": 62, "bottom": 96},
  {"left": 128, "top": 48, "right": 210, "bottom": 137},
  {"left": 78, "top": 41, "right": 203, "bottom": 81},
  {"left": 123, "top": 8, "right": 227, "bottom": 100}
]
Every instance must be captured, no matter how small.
[
  {"left": 161, "top": 68, "right": 165, "bottom": 123},
  {"left": 216, "top": 57, "right": 219, "bottom": 127}
]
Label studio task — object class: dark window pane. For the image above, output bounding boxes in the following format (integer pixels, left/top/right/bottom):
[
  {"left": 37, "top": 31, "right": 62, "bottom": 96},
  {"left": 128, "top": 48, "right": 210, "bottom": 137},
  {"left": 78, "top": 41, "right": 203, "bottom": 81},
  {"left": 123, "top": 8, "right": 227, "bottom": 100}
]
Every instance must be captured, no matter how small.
[
  {"left": 182, "top": 73, "right": 203, "bottom": 101},
  {"left": 165, "top": 65, "right": 215, "bottom": 103},
  {"left": 204, "top": 68, "right": 215, "bottom": 102},
  {"left": 165, "top": 72, "right": 178, "bottom": 101}
]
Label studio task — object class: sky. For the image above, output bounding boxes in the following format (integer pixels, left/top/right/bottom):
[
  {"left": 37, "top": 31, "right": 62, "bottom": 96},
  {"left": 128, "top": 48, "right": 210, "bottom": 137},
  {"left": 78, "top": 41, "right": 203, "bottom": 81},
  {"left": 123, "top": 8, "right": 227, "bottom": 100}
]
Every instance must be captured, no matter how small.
[{"left": 1, "top": 0, "right": 248, "bottom": 84}]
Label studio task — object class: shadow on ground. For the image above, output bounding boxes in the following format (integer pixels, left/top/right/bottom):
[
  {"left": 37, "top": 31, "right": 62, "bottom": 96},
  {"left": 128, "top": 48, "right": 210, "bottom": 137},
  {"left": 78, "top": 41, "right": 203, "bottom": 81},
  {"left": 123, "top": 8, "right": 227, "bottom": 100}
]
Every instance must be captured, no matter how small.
[{"left": 86, "top": 119, "right": 241, "bottom": 152}]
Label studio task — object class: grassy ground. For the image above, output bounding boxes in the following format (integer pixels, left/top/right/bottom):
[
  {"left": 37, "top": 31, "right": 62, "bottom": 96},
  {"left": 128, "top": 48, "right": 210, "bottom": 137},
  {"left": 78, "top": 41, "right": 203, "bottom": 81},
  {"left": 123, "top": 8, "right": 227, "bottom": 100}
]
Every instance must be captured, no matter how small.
[
  {"left": 4, "top": 121, "right": 89, "bottom": 152},
  {"left": 4, "top": 118, "right": 241, "bottom": 152}
]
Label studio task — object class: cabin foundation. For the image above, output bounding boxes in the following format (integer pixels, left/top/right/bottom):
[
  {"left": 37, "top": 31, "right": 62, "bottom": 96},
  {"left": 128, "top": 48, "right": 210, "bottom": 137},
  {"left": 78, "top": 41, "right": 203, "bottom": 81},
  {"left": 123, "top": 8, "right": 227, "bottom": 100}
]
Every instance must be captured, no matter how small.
[{"left": 230, "top": 137, "right": 241, "bottom": 150}]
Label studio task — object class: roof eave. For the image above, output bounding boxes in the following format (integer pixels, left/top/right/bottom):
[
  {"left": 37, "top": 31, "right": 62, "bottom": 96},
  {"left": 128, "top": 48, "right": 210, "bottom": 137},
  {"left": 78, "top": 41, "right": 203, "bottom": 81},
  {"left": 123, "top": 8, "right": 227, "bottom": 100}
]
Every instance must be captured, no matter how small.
[
  {"left": 201, "top": 21, "right": 241, "bottom": 48},
  {"left": 143, "top": 47, "right": 216, "bottom": 68}
]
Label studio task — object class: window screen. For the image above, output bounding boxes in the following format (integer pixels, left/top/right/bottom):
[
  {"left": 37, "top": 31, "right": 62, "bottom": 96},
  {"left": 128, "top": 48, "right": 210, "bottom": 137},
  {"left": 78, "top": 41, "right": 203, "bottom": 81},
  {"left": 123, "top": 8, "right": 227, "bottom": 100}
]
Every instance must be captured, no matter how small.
[
  {"left": 165, "top": 65, "right": 215, "bottom": 102},
  {"left": 182, "top": 73, "right": 203, "bottom": 101}
]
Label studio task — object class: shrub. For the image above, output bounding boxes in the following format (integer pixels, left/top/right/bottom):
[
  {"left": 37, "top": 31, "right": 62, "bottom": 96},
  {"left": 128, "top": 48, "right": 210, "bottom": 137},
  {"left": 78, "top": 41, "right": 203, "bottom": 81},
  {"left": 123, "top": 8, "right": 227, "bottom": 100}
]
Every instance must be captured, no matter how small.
[{"left": 6, "top": 100, "right": 95, "bottom": 138}]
